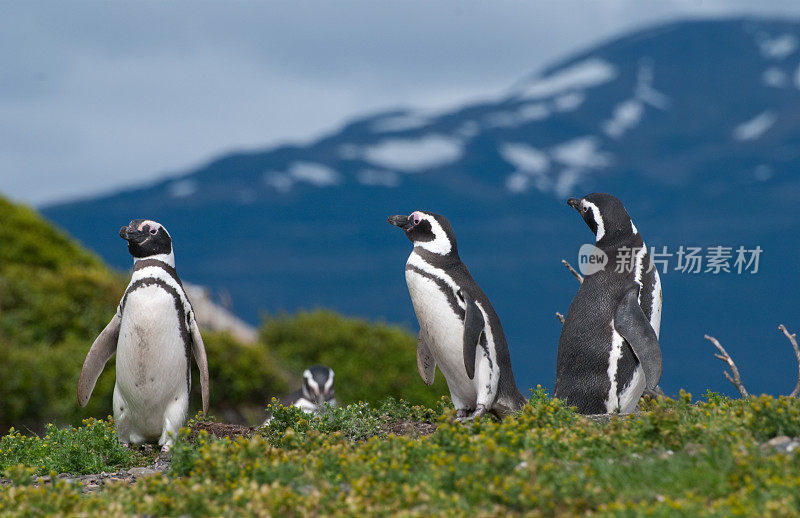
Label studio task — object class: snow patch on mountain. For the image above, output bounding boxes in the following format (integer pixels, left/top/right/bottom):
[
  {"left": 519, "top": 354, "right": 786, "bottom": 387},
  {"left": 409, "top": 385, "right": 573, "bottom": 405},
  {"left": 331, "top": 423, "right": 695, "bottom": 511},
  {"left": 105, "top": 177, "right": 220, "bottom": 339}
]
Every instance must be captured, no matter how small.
[
  {"left": 360, "top": 135, "right": 463, "bottom": 172},
  {"left": 289, "top": 162, "right": 341, "bottom": 186},
  {"left": 634, "top": 60, "right": 670, "bottom": 109},
  {"left": 763, "top": 67, "right": 788, "bottom": 87},
  {"left": 263, "top": 162, "right": 340, "bottom": 192},
  {"left": 757, "top": 33, "right": 798, "bottom": 59},
  {"left": 515, "top": 58, "right": 617, "bottom": 100},
  {"left": 455, "top": 121, "right": 480, "bottom": 138},
  {"left": 795, "top": 63, "right": 800, "bottom": 89},
  {"left": 552, "top": 136, "right": 612, "bottom": 169},
  {"left": 168, "top": 179, "right": 197, "bottom": 198},
  {"left": 733, "top": 111, "right": 777, "bottom": 141},
  {"left": 518, "top": 103, "right": 550, "bottom": 121},
  {"left": 553, "top": 92, "right": 585, "bottom": 112},
  {"left": 500, "top": 143, "right": 550, "bottom": 173},
  {"left": 554, "top": 168, "right": 585, "bottom": 198},
  {"left": 603, "top": 100, "right": 644, "bottom": 138},
  {"left": 357, "top": 169, "right": 400, "bottom": 187}
]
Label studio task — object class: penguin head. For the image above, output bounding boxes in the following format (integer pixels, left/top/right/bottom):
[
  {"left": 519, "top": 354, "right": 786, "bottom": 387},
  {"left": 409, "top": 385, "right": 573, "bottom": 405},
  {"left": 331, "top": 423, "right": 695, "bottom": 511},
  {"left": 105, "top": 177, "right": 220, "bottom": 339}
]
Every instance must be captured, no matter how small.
[
  {"left": 120, "top": 219, "right": 173, "bottom": 261},
  {"left": 567, "top": 193, "right": 634, "bottom": 244},
  {"left": 301, "top": 365, "right": 335, "bottom": 406},
  {"left": 387, "top": 211, "right": 457, "bottom": 256}
]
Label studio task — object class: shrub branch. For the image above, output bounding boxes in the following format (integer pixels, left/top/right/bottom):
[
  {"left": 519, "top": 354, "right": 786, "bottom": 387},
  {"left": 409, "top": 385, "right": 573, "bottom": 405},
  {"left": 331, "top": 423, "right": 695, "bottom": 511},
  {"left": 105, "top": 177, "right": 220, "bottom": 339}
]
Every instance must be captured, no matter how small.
[
  {"left": 562, "top": 259, "right": 584, "bottom": 284},
  {"left": 778, "top": 324, "right": 800, "bottom": 398},
  {"left": 706, "top": 334, "right": 749, "bottom": 398}
]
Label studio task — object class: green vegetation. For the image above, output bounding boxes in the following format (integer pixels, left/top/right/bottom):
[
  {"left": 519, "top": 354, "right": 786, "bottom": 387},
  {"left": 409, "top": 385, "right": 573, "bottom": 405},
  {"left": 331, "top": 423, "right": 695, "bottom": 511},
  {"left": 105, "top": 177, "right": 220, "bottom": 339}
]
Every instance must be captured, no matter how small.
[
  {"left": 2, "top": 393, "right": 800, "bottom": 515},
  {"left": 262, "top": 310, "right": 449, "bottom": 407},
  {"left": 0, "top": 419, "right": 139, "bottom": 476}
]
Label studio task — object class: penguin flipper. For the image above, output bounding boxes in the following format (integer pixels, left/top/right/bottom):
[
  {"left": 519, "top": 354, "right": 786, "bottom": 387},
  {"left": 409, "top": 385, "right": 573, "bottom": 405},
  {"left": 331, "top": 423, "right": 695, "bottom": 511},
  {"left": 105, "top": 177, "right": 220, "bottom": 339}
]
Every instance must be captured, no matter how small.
[
  {"left": 77, "top": 307, "right": 121, "bottom": 407},
  {"left": 189, "top": 313, "right": 210, "bottom": 415},
  {"left": 416, "top": 332, "right": 436, "bottom": 386},
  {"left": 614, "top": 285, "right": 662, "bottom": 390},
  {"left": 461, "top": 290, "right": 485, "bottom": 380}
]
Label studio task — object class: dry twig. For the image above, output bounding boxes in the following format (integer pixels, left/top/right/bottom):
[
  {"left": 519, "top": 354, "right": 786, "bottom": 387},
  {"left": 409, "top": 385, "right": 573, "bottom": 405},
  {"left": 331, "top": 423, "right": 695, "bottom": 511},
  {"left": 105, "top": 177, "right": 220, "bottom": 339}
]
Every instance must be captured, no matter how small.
[
  {"left": 705, "top": 334, "right": 749, "bottom": 398},
  {"left": 778, "top": 324, "right": 800, "bottom": 398},
  {"left": 561, "top": 259, "right": 584, "bottom": 284}
]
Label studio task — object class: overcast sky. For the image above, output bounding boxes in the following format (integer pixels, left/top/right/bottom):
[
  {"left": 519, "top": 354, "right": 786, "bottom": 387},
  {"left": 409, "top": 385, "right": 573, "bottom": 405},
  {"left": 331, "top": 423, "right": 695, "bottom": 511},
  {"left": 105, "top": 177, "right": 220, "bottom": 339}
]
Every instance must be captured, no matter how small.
[{"left": 2, "top": 1, "right": 800, "bottom": 205}]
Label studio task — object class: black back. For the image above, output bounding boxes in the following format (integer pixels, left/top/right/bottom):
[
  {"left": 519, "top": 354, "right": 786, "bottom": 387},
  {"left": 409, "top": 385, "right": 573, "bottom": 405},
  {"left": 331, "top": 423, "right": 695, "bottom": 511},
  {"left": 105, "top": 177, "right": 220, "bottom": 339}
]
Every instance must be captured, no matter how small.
[{"left": 556, "top": 193, "right": 657, "bottom": 413}]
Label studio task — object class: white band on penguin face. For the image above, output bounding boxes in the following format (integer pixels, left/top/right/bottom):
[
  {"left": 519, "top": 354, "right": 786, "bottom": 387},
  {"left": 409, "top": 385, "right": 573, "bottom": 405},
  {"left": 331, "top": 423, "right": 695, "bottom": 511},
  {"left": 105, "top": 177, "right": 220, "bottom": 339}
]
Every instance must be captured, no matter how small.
[
  {"left": 581, "top": 200, "right": 605, "bottom": 242},
  {"left": 324, "top": 370, "right": 334, "bottom": 393},
  {"left": 138, "top": 220, "right": 163, "bottom": 233},
  {"left": 303, "top": 369, "right": 320, "bottom": 395},
  {"left": 415, "top": 214, "right": 452, "bottom": 255}
]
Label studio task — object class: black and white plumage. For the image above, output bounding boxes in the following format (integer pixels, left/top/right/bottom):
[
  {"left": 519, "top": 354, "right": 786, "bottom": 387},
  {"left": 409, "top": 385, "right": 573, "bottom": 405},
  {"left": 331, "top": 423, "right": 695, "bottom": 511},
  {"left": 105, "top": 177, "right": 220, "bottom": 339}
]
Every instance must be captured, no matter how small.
[
  {"left": 262, "top": 365, "right": 336, "bottom": 425},
  {"left": 287, "top": 365, "right": 337, "bottom": 414},
  {"left": 77, "top": 219, "right": 209, "bottom": 452},
  {"left": 388, "top": 211, "right": 526, "bottom": 419},
  {"left": 556, "top": 194, "right": 662, "bottom": 414}
]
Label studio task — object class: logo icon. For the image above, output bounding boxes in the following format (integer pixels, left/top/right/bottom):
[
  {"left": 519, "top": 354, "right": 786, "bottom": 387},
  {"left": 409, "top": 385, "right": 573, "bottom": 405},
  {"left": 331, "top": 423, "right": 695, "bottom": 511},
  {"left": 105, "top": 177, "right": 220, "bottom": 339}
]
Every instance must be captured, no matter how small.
[{"left": 577, "top": 244, "right": 608, "bottom": 276}]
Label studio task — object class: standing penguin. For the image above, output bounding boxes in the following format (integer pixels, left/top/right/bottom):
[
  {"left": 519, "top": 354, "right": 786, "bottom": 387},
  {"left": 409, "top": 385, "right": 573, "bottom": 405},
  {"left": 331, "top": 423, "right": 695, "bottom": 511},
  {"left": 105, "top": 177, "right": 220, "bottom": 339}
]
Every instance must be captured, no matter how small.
[
  {"left": 388, "top": 211, "right": 526, "bottom": 419},
  {"left": 77, "top": 220, "right": 209, "bottom": 451},
  {"left": 556, "top": 193, "right": 662, "bottom": 414}
]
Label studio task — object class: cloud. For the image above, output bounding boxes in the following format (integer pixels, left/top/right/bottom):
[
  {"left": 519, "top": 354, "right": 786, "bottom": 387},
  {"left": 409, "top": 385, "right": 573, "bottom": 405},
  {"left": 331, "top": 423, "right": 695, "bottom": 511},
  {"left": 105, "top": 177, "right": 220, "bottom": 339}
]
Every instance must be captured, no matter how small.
[{"left": 1, "top": 0, "right": 799, "bottom": 204}]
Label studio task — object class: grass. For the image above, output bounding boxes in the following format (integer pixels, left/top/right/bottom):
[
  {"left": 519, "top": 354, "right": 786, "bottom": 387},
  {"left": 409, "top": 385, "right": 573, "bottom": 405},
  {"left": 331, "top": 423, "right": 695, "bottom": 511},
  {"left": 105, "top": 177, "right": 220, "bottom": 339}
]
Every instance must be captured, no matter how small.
[{"left": 2, "top": 391, "right": 800, "bottom": 516}]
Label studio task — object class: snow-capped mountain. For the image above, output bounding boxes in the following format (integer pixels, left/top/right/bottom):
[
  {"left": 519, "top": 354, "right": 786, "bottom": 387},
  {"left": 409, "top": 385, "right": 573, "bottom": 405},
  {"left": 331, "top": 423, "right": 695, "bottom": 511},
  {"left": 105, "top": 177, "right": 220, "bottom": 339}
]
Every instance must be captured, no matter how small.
[{"left": 43, "top": 18, "right": 800, "bottom": 397}]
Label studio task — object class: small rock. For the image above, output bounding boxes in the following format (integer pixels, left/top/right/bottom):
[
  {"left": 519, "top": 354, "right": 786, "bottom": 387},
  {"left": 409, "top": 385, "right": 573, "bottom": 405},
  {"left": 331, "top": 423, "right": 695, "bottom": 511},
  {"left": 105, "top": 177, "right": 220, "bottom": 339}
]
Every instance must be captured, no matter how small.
[
  {"left": 765, "top": 436, "right": 791, "bottom": 448},
  {"left": 683, "top": 442, "right": 703, "bottom": 456},
  {"left": 658, "top": 450, "right": 674, "bottom": 460},
  {"left": 128, "top": 467, "right": 159, "bottom": 478}
]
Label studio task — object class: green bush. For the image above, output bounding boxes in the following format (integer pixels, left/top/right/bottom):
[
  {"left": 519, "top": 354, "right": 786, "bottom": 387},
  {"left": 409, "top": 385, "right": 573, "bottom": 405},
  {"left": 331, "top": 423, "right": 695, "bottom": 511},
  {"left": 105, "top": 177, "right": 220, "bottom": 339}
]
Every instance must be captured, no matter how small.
[
  {"left": 261, "top": 310, "right": 449, "bottom": 407},
  {"left": 0, "top": 418, "right": 137, "bottom": 475},
  {"left": 193, "top": 332, "right": 293, "bottom": 424}
]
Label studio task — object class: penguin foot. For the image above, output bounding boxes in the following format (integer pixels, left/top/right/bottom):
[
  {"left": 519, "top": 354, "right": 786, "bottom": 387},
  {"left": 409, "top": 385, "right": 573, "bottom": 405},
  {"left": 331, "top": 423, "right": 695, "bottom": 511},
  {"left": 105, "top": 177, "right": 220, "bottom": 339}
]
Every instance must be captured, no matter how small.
[
  {"left": 455, "top": 409, "right": 471, "bottom": 421},
  {"left": 160, "top": 444, "right": 171, "bottom": 455},
  {"left": 465, "top": 405, "right": 487, "bottom": 421}
]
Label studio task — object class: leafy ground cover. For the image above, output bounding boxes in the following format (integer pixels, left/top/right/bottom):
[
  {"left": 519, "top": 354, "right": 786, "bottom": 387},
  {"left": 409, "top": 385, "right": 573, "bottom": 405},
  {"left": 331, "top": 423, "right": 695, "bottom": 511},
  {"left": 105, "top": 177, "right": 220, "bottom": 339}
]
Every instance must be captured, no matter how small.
[{"left": 2, "top": 392, "right": 800, "bottom": 516}]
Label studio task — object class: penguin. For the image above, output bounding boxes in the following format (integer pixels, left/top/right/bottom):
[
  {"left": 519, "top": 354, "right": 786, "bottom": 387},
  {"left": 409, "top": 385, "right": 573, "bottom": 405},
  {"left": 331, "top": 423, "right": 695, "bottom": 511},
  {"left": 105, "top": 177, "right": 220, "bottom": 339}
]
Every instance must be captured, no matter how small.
[
  {"left": 77, "top": 219, "right": 209, "bottom": 452},
  {"left": 262, "top": 365, "right": 336, "bottom": 425},
  {"left": 555, "top": 193, "right": 662, "bottom": 414},
  {"left": 388, "top": 211, "right": 527, "bottom": 419},
  {"left": 289, "top": 365, "right": 337, "bottom": 413}
]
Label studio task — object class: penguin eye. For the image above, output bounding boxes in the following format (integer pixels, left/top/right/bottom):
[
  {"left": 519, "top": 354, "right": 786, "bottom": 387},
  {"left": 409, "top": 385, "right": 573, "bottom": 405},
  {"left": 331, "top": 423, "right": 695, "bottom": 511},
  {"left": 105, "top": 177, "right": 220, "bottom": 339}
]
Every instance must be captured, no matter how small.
[
  {"left": 413, "top": 214, "right": 421, "bottom": 225},
  {"left": 149, "top": 227, "right": 158, "bottom": 235}
]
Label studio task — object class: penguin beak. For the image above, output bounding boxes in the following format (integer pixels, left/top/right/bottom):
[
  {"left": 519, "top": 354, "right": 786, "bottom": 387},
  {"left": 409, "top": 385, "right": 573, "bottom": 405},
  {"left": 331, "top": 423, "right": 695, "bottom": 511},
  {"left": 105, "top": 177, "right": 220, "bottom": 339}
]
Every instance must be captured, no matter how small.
[
  {"left": 387, "top": 215, "right": 413, "bottom": 231},
  {"left": 119, "top": 225, "right": 146, "bottom": 244},
  {"left": 567, "top": 198, "right": 582, "bottom": 212}
]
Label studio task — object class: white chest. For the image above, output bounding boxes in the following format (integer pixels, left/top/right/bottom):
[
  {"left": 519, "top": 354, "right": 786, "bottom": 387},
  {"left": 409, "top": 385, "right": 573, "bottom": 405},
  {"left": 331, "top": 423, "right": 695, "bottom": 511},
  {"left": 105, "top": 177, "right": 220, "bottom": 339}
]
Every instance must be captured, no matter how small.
[
  {"left": 116, "top": 285, "right": 188, "bottom": 399},
  {"left": 405, "top": 266, "right": 472, "bottom": 392}
]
